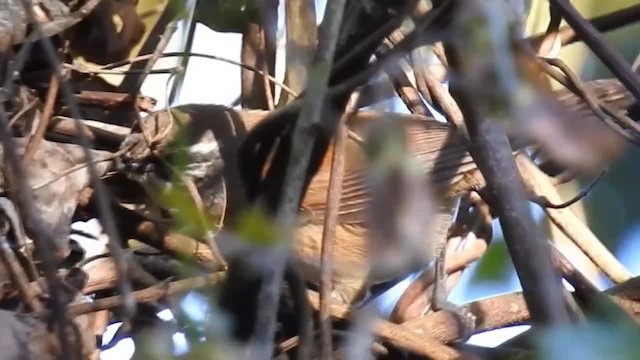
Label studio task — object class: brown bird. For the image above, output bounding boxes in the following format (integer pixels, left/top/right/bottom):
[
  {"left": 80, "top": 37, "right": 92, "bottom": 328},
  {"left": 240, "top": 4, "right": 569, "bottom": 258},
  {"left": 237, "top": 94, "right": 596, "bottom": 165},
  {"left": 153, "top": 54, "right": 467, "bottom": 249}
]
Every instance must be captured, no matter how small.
[{"left": 118, "top": 78, "right": 637, "bottom": 305}]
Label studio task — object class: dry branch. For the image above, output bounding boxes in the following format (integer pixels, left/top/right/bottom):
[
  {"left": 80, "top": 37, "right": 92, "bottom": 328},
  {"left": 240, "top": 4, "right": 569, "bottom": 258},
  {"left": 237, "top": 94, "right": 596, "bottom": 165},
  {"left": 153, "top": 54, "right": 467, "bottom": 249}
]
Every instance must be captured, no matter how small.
[{"left": 516, "top": 154, "right": 631, "bottom": 284}]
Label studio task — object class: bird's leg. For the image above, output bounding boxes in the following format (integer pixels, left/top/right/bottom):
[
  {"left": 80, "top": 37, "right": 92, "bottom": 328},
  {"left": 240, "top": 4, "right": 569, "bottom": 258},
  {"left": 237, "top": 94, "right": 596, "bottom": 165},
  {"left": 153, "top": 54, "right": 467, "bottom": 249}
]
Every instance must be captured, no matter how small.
[
  {"left": 431, "top": 238, "right": 477, "bottom": 342},
  {"left": 430, "top": 196, "right": 478, "bottom": 342}
]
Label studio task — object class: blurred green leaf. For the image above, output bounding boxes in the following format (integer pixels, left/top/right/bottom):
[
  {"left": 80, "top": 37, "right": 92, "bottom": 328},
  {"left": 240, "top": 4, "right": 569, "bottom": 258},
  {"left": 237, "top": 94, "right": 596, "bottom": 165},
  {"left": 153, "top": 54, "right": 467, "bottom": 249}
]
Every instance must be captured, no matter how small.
[
  {"left": 166, "top": 0, "right": 190, "bottom": 19},
  {"left": 235, "top": 208, "right": 280, "bottom": 247},
  {"left": 155, "top": 182, "right": 215, "bottom": 238},
  {"left": 472, "top": 240, "right": 514, "bottom": 282},
  {"left": 194, "top": 0, "right": 258, "bottom": 33},
  {"left": 535, "top": 319, "right": 640, "bottom": 360}
]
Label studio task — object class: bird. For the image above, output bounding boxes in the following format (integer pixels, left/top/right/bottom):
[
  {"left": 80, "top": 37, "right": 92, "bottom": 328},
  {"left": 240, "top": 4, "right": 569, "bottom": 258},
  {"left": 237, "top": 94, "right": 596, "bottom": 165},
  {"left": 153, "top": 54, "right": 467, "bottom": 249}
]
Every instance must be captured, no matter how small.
[
  {"left": 116, "top": 77, "right": 637, "bottom": 306},
  {"left": 286, "top": 78, "right": 636, "bottom": 304}
]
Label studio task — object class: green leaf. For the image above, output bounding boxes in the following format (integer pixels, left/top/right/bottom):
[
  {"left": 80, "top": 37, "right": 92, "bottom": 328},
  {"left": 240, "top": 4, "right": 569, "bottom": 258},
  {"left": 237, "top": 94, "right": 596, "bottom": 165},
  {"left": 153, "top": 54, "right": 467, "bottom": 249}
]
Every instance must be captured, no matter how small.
[
  {"left": 472, "top": 240, "right": 513, "bottom": 282},
  {"left": 235, "top": 208, "right": 280, "bottom": 247},
  {"left": 155, "top": 182, "right": 215, "bottom": 238},
  {"left": 194, "top": 0, "right": 258, "bottom": 33},
  {"left": 165, "top": 0, "right": 190, "bottom": 20},
  {"left": 535, "top": 319, "right": 640, "bottom": 360}
]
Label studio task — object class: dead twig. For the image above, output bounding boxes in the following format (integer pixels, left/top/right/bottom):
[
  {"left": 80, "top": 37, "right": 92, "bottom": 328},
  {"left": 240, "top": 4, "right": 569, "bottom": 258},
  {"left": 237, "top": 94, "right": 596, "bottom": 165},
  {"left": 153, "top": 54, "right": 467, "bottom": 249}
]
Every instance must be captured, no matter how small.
[
  {"left": 279, "top": 0, "right": 317, "bottom": 106},
  {"left": 532, "top": 169, "right": 606, "bottom": 209},
  {"left": 8, "top": 99, "right": 37, "bottom": 128},
  {"left": 385, "top": 60, "right": 431, "bottom": 115},
  {"left": 133, "top": 20, "right": 177, "bottom": 95},
  {"left": 71, "top": 91, "right": 156, "bottom": 112},
  {"left": 18, "top": 0, "right": 103, "bottom": 45},
  {"left": 0, "top": 199, "right": 42, "bottom": 312},
  {"left": 395, "top": 235, "right": 489, "bottom": 323},
  {"left": 548, "top": 0, "right": 640, "bottom": 102},
  {"left": 20, "top": 1, "right": 137, "bottom": 326},
  {"left": 96, "top": 51, "right": 299, "bottom": 99},
  {"left": 404, "top": 273, "right": 640, "bottom": 344},
  {"left": 319, "top": 92, "right": 359, "bottom": 359},
  {"left": 443, "top": 0, "right": 570, "bottom": 325},
  {"left": 247, "top": 1, "right": 349, "bottom": 355},
  {"left": 515, "top": 154, "right": 631, "bottom": 284},
  {"left": 65, "top": 272, "right": 225, "bottom": 317},
  {"left": 22, "top": 74, "right": 60, "bottom": 164},
  {"left": 413, "top": 59, "right": 465, "bottom": 131},
  {"left": 307, "top": 292, "right": 472, "bottom": 360},
  {"left": 528, "top": 4, "right": 640, "bottom": 49},
  {"left": 534, "top": 2, "right": 562, "bottom": 58},
  {"left": 540, "top": 57, "right": 640, "bottom": 145}
]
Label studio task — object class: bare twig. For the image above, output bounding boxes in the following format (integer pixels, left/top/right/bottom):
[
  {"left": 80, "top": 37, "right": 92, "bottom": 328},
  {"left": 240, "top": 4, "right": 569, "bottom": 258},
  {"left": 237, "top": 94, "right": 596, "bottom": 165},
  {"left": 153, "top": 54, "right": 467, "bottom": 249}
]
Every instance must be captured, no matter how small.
[
  {"left": 413, "top": 60, "right": 465, "bottom": 131},
  {"left": 307, "top": 292, "right": 471, "bottom": 359},
  {"left": 327, "top": 0, "right": 454, "bottom": 100},
  {"left": 65, "top": 272, "right": 225, "bottom": 317},
  {"left": 528, "top": 4, "right": 640, "bottom": 48},
  {"left": 403, "top": 273, "right": 640, "bottom": 344},
  {"left": 385, "top": 59, "right": 431, "bottom": 115},
  {"left": 515, "top": 154, "right": 631, "bottom": 284},
  {"left": 548, "top": 0, "right": 640, "bottom": 102},
  {"left": 532, "top": 169, "right": 606, "bottom": 209},
  {"left": 0, "top": 84, "right": 72, "bottom": 360},
  {"left": 133, "top": 21, "right": 178, "bottom": 94},
  {"left": 319, "top": 93, "right": 359, "bottom": 359},
  {"left": 8, "top": 99, "right": 37, "bottom": 128},
  {"left": 93, "top": 51, "right": 299, "bottom": 98},
  {"left": 18, "top": 0, "right": 103, "bottom": 45},
  {"left": 540, "top": 57, "right": 640, "bottom": 145},
  {"left": 0, "top": 199, "right": 42, "bottom": 311},
  {"left": 392, "top": 231, "right": 490, "bottom": 323},
  {"left": 22, "top": 74, "right": 60, "bottom": 164},
  {"left": 279, "top": 0, "right": 317, "bottom": 106},
  {"left": 632, "top": 51, "right": 640, "bottom": 73},
  {"left": 442, "top": 0, "right": 569, "bottom": 325},
  {"left": 241, "top": 20, "right": 276, "bottom": 109},
  {"left": 20, "top": 0, "right": 137, "bottom": 325},
  {"left": 248, "top": 1, "right": 349, "bottom": 356},
  {"left": 534, "top": 2, "right": 562, "bottom": 58}
]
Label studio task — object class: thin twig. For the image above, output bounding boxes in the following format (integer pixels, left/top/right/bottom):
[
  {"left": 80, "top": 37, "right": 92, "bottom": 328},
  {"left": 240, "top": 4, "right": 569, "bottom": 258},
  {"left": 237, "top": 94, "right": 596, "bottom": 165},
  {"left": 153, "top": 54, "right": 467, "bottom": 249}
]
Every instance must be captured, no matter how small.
[
  {"left": 262, "top": 51, "right": 275, "bottom": 110},
  {"left": 515, "top": 154, "right": 631, "bottom": 284},
  {"left": 279, "top": 0, "right": 317, "bottom": 106},
  {"left": 319, "top": 92, "right": 359, "bottom": 359},
  {"left": 22, "top": 74, "right": 60, "bottom": 165},
  {"left": 632, "top": 51, "right": 640, "bottom": 73},
  {"left": 534, "top": 2, "right": 562, "bottom": 58},
  {"left": 0, "top": 199, "right": 43, "bottom": 312},
  {"left": 20, "top": 0, "right": 137, "bottom": 323},
  {"left": 64, "top": 64, "right": 176, "bottom": 75},
  {"left": 386, "top": 60, "right": 431, "bottom": 115},
  {"left": 541, "top": 57, "right": 640, "bottom": 145},
  {"left": 133, "top": 21, "right": 178, "bottom": 94},
  {"left": 442, "top": 0, "right": 569, "bottom": 325},
  {"left": 413, "top": 59, "right": 466, "bottom": 131},
  {"left": 8, "top": 99, "right": 37, "bottom": 128},
  {"left": 528, "top": 4, "right": 640, "bottom": 48},
  {"left": 64, "top": 272, "right": 225, "bottom": 317},
  {"left": 31, "top": 153, "right": 119, "bottom": 191},
  {"left": 94, "top": 51, "right": 299, "bottom": 98},
  {"left": 307, "top": 292, "right": 470, "bottom": 359},
  {"left": 0, "top": 233, "right": 42, "bottom": 312},
  {"left": 248, "top": 0, "right": 349, "bottom": 356},
  {"left": 532, "top": 169, "right": 606, "bottom": 209},
  {"left": 7, "top": 4, "right": 78, "bottom": 356},
  {"left": 327, "top": 0, "right": 454, "bottom": 100},
  {"left": 17, "top": 0, "right": 103, "bottom": 45},
  {"left": 402, "top": 273, "right": 640, "bottom": 345},
  {"left": 548, "top": 0, "right": 640, "bottom": 102}
]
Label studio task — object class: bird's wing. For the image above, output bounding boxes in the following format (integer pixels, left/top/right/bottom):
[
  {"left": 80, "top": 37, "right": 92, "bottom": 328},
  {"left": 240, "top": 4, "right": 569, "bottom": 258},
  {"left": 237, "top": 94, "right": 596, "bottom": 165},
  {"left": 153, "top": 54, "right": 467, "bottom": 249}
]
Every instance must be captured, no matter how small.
[{"left": 302, "top": 118, "right": 471, "bottom": 225}]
